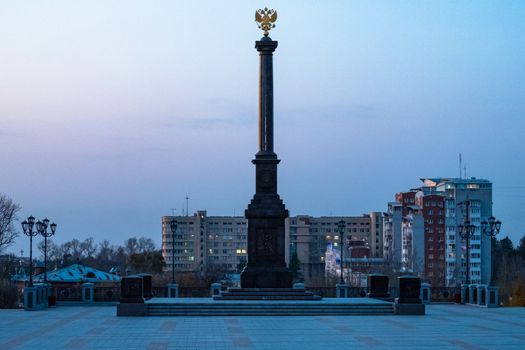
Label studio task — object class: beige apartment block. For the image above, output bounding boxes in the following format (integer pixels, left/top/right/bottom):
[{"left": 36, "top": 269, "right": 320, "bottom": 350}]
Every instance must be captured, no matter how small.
[{"left": 161, "top": 211, "right": 248, "bottom": 274}]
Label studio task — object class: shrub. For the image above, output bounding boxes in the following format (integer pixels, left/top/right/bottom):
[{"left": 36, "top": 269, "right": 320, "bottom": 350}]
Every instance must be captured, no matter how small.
[{"left": 0, "top": 279, "right": 19, "bottom": 309}]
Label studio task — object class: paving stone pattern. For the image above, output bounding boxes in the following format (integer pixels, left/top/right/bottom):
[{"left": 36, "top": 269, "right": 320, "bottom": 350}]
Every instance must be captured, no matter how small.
[{"left": 0, "top": 304, "right": 524, "bottom": 349}]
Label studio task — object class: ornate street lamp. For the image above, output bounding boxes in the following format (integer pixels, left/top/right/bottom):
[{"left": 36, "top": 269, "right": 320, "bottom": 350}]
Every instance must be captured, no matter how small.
[
  {"left": 21, "top": 216, "right": 38, "bottom": 287},
  {"left": 169, "top": 219, "right": 178, "bottom": 284},
  {"left": 37, "top": 218, "right": 57, "bottom": 283},
  {"left": 481, "top": 216, "right": 502, "bottom": 286},
  {"left": 337, "top": 220, "right": 346, "bottom": 285},
  {"left": 458, "top": 218, "right": 476, "bottom": 285}
]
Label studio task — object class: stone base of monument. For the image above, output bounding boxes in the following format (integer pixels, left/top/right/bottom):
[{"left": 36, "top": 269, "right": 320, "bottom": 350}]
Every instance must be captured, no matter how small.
[
  {"left": 117, "top": 303, "right": 148, "bottom": 316},
  {"left": 393, "top": 302, "right": 425, "bottom": 315},
  {"left": 213, "top": 288, "right": 322, "bottom": 301},
  {"left": 240, "top": 266, "right": 293, "bottom": 289}
]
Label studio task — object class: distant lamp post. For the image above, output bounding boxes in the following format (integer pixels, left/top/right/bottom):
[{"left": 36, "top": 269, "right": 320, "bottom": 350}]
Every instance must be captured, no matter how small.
[
  {"left": 169, "top": 219, "right": 178, "bottom": 284},
  {"left": 481, "top": 216, "right": 502, "bottom": 286},
  {"left": 337, "top": 220, "right": 346, "bottom": 285},
  {"left": 457, "top": 202, "right": 476, "bottom": 285},
  {"left": 37, "top": 218, "right": 57, "bottom": 283},
  {"left": 21, "top": 216, "right": 38, "bottom": 287}
]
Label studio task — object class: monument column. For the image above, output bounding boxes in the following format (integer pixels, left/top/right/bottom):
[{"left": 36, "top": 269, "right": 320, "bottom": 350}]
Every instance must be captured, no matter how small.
[
  {"left": 240, "top": 8, "right": 292, "bottom": 288},
  {"left": 257, "top": 37, "right": 276, "bottom": 155}
]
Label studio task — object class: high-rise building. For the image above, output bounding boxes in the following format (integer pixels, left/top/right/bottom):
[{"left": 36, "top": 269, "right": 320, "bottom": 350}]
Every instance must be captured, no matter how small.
[
  {"left": 417, "top": 194, "right": 446, "bottom": 286},
  {"left": 420, "top": 177, "right": 493, "bottom": 286}
]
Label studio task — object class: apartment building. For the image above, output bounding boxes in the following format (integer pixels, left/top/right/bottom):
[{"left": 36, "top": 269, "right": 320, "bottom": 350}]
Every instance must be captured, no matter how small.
[
  {"left": 420, "top": 178, "right": 493, "bottom": 286},
  {"left": 161, "top": 211, "right": 248, "bottom": 274}
]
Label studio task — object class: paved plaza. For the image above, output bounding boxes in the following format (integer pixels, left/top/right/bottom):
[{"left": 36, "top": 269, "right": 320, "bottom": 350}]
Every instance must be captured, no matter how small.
[{"left": 0, "top": 304, "right": 524, "bottom": 350}]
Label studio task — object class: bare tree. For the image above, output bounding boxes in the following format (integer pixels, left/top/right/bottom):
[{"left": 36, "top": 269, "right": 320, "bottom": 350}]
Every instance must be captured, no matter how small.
[
  {"left": 0, "top": 193, "right": 21, "bottom": 253},
  {"left": 124, "top": 237, "right": 139, "bottom": 256},
  {"left": 138, "top": 237, "right": 156, "bottom": 253},
  {"left": 69, "top": 239, "right": 83, "bottom": 260},
  {"left": 80, "top": 237, "right": 98, "bottom": 258},
  {"left": 97, "top": 240, "right": 114, "bottom": 261}
]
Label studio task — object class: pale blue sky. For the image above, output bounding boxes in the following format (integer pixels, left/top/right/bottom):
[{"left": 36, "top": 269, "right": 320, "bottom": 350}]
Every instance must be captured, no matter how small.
[{"left": 1, "top": 1, "right": 524, "bottom": 253}]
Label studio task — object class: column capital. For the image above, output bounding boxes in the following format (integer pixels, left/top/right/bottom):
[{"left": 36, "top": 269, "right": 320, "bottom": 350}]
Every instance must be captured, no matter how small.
[{"left": 255, "top": 37, "right": 278, "bottom": 53}]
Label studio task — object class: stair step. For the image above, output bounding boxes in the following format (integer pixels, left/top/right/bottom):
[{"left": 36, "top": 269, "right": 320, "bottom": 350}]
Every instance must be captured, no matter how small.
[{"left": 146, "top": 301, "right": 394, "bottom": 316}]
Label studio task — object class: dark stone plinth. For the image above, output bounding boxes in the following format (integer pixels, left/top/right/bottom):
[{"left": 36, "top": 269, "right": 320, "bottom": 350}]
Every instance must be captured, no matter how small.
[
  {"left": 117, "top": 303, "right": 147, "bottom": 316},
  {"left": 138, "top": 273, "right": 153, "bottom": 299},
  {"left": 241, "top": 263, "right": 292, "bottom": 288},
  {"left": 241, "top": 145, "right": 293, "bottom": 287},
  {"left": 120, "top": 276, "right": 144, "bottom": 303},
  {"left": 367, "top": 274, "right": 390, "bottom": 298},
  {"left": 396, "top": 275, "right": 421, "bottom": 304},
  {"left": 394, "top": 302, "right": 425, "bottom": 315},
  {"left": 214, "top": 287, "right": 322, "bottom": 300}
]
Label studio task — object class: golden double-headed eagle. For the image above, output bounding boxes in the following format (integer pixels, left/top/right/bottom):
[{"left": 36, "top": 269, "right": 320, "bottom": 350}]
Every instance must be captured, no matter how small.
[{"left": 255, "top": 7, "right": 277, "bottom": 37}]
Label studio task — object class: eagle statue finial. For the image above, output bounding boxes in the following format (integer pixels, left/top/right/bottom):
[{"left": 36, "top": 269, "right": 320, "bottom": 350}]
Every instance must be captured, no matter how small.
[{"left": 255, "top": 7, "right": 277, "bottom": 37}]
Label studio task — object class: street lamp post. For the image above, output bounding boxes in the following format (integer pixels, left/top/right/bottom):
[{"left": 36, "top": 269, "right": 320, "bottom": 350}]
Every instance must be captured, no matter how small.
[
  {"left": 458, "top": 201, "right": 476, "bottom": 285},
  {"left": 37, "top": 218, "right": 57, "bottom": 283},
  {"left": 21, "top": 216, "right": 38, "bottom": 287},
  {"left": 481, "top": 216, "right": 502, "bottom": 286},
  {"left": 337, "top": 220, "right": 346, "bottom": 285},
  {"left": 169, "top": 219, "right": 178, "bottom": 284}
]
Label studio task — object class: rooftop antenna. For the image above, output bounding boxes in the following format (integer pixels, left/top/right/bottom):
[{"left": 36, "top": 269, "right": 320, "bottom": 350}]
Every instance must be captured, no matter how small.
[
  {"left": 185, "top": 195, "right": 190, "bottom": 216},
  {"left": 170, "top": 208, "right": 176, "bottom": 216},
  {"left": 464, "top": 163, "right": 467, "bottom": 180},
  {"left": 459, "top": 153, "right": 462, "bottom": 179}
]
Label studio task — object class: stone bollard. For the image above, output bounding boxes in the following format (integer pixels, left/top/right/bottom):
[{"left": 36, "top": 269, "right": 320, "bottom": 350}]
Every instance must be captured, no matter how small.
[
  {"left": 461, "top": 284, "right": 469, "bottom": 304},
  {"left": 211, "top": 283, "right": 221, "bottom": 297},
  {"left": 469, "top": 284, "right": 478, "bottom": 305},
  {"left": 367, "top": 274, "right": 389, "bottom": 298},
  {"left": 24, "top": 286, "right": 37, "bottom": 310},
  {"left": 486, "top": 285, "right": 499, "bottom": 308},
  {"left": 82, "top": 282, "right": 94, "bottom": 303},
  {"left": 24, "top": 284, "right": 47, "bottom": 311},
  {"left": 138, "top": 274, "right": 153, "bottom": 299},
  {"left": 41, "top": 283, "right": 49, "bottom": 307},
  {"left": 477, "top": 284, "right": 487, "bottom": 306},
  {"left": 46, "top": 283, "right": 56, "bottom": 307},
  {"left": 168, "top": 283, "right": 179, "bottom": 298},
  {"left": 420, "top": 282, "right": 431, "bottom": 304},
  {"left": 336, "top": 283, "right": 348, "bottom": 298},
  {"left": 394, "top": 276, "right": 425, "bottom": 315}
]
